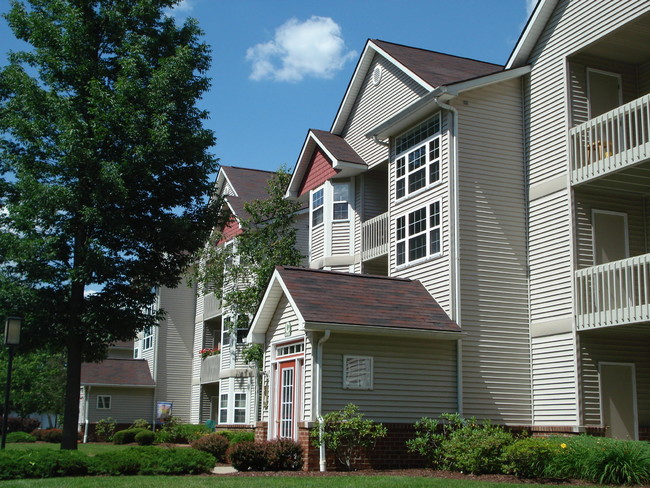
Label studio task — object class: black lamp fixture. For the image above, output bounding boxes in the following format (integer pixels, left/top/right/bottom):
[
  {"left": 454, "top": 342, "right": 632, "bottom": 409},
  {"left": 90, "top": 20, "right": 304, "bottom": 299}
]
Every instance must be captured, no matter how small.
[{"left": 1, "top": 316, "right": 22, "bottom": 449}]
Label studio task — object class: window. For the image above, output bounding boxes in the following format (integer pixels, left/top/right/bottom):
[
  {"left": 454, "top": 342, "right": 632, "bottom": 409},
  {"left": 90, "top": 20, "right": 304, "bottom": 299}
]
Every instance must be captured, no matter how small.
[
  {"left": 234, "top": 393, "right": 247, "bottom": 423},
  {"left": 133, "top": 346, "right": 140, "bottom": 359},
  {"left": 396, "top": 201, "right": 441, "bottom": 266},
  {"left": 219, "top": 394, "right": 228, "bottom": 424},
  {"left": 235, "top": 315, "right": 249, "bottom": 343},
  {"left": 332, "top": 181, "right": 350, "bottom": 221},
  {"left": 343, "top": 356, "right": 373, "bottom": 390},
  {"left": 312, "top": 188, "right": 324, "bottom": 226},
  {"left": 97, "top": 395, "right": 111, "bottom": 409},
  {"left": 276, "top": 342, "right": 304, "bottom": 358},
  {"left": 394, "top": 114, "right": 441, "bottom": 199},
  {"left": 142, "top": 326, "right": 153, "bottom": 351}
]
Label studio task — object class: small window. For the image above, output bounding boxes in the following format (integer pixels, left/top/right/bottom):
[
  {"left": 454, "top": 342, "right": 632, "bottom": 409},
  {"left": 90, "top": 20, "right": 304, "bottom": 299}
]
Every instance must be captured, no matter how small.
[
  {"left": 97, "top": 395, "right": 111, "bottom": 409},
  {"left": 312, "top": 188, "right": 324, "bottom": 226},
  {"left": 395, "top": 201, "right": 442, "bottom": 266},
  {"left": 276, "top": 342, "right": 304, "bottom": 358},
  {"left": 219, "top": 394, "right": 228, "bottom": 424},
  {"left": 236, "top": 315, "right": 249, "bottom": 343},
  {"left": 343, "top": 356, "right": 373, "bottom": 390},
  {"left": 234, "top": 393, "right": 247, "bottom": 424},
  {"left": 142, "top": 326, "right": 153, "bottom": 351},
  {"left": 332, "top": 182, "right": 350, "bottom": 221}
]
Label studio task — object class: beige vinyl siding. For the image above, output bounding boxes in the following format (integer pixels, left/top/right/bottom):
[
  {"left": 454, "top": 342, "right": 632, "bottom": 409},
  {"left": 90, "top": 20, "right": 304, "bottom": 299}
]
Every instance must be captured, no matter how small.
[
  {"left": 190, "top": 313, "right": 205, "bottom": 423},
  {"left": 454, "top": 79, "right": 531, "bottom": 424},
  {"left": 153, "top": 280, "right": 197, "bottom": 422},
  {"left": 531, "top": 333, "right": 578, "bottom": 425},
  {"left": 526, "top": 0, "right": 650, "bottom": 185},
  {"left": 362, "top": 166, "right": 389, "bottom": 220},
  {"left": 295, "top": 212, "right": 310, "bottom": 267},
  {"left": 529, "top": 191, "right": 573, "bottom": 322},
  {"left": 579, "top": 328, "right": 650, "bottom": 428},
  {"left": 311, "top": 224, "right": 325, "bottom": 262},
  {"left": 87, "top": 387, "right": 153, "bottom": 424},
  {"left": 321, "top": 333, "right": 457, "bottom": 422},
  {"left": 261, "top": 296, "right": 307, "bottom": 422},
  {"left": 574, "top": 190, "right": 647, "bottom": 270},
  {"left": 390, "top": 112, "right": 451, "bottom": 316},
  {"left": 331, "top": 221, "right": 351, "bottom": 255},
  {"left": 568, "top": 54, "right": 639, "bottom": 127},
  {"left": 342, "top": 54, "right": 427, "bottom": 169}
]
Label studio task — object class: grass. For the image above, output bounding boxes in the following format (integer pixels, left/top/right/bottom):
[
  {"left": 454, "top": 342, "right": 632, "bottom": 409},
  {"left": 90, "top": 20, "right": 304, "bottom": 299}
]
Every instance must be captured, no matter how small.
[
  {"left": 0, "top": 477, "right": 595, "bottom": 488},
  {"left": 4, "top": 442, "right": 134, "bottom": 455}
]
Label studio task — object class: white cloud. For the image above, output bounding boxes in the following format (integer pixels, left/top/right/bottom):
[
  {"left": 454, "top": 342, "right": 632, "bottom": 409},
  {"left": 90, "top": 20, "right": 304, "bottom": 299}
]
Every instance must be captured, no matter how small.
[
  {"left": 246, "top": 16, "right": 357, "bottom": 82},
  {"left": 165, "top": 0, "right": 194, "bottom": 19}
]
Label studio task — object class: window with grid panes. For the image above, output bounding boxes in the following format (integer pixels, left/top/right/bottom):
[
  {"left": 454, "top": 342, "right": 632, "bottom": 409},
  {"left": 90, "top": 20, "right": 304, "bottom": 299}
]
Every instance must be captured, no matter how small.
[
  {"left": 332, "top": 181, "right": 350, "bottom": 220},
  {"left": 219, "top": 394, "right": 228, "bottom": 423},
  {"left": 234, "top": 393, "right": 247, "bottom": 423},
  {"left": 312, "top": 188, "right": 324, "bottom": 226},
  {"left": 394, "top": 114, "right": 441, "bottom": 199},
  {"left": 395, "top": 201, "right": 442, "bottom": 266}
]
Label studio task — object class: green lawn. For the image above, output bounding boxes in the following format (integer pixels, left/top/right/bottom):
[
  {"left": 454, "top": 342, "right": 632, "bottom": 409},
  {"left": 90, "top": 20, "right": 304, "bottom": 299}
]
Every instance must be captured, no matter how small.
[{"left": 0, "top": 477, "right": 582, "bottom": 488}]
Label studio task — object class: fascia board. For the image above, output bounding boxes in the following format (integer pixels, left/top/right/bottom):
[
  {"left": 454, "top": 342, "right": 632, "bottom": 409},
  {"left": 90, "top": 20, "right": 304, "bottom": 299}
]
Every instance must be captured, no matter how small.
[
  {"left": 286, "top": 132, "right": 316, "bottom": 199},
  {"left": 506, "top": 0, "right": 559, "bottom": 69},
  {"left": 220, "top": 168, "right": 238, "bottom": 198},
  {"left": 310, "top": 133, "right": 366, "bottom": 172},
  {"left": 305, "top": 322, "right": 464, "bottom": 339},
  {"left": 81, "top": 383, "right": 156, "bottom": 389},
  {"left": 331, "top": 40, "right": 434, "bottom": 135}
]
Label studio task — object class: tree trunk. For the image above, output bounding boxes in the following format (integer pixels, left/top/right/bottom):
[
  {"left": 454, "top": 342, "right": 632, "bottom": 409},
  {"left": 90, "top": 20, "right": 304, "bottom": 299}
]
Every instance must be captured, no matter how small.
[{"left": 61, "top": 335, "right": 82, "bottom": 449}]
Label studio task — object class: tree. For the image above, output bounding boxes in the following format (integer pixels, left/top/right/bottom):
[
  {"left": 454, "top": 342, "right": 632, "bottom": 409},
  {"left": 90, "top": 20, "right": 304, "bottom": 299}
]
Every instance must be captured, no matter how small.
[
  {"left": 194, "top": 167, "right": 302, "bottom": 323},
  {"left": 0, "top": 0, "right": 222, "bottom": 448},
  {"left": 0, "top": 348, "right": 66, "bottom": 426}
]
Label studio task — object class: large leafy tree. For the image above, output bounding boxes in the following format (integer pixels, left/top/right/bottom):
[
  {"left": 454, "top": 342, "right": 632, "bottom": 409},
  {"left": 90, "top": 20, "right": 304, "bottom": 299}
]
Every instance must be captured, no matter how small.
[
  {"left": 0, "top": 0, "right": 222, "bottom": 449},
  {"left": 195, "top": 168, "right": 303, "bottom": 321}
]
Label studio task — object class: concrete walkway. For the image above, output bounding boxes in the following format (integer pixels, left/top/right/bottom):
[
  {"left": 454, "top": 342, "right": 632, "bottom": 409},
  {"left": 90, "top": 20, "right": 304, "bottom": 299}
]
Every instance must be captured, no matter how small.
[{"left": 212, "top": 466, "right": 238, "bottom": 474}]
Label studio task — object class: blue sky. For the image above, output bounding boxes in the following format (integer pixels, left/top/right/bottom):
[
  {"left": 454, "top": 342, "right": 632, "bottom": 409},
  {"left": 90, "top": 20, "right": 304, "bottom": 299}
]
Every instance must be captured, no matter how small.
[{"left": 1, "top": 0, "right": 536, "bottom": 175}]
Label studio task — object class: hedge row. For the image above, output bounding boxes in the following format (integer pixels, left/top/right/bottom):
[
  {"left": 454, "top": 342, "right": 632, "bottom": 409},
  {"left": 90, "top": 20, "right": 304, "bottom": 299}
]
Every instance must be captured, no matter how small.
[{"left": 0, "top": 446, "right": 215, "bottom": 480}]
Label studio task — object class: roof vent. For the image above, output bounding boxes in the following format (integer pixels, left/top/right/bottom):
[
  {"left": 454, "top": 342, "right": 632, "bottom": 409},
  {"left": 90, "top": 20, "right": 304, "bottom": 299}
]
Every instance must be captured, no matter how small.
[{"left": 372, "top": 66, "right": 382, "bottom": 86}]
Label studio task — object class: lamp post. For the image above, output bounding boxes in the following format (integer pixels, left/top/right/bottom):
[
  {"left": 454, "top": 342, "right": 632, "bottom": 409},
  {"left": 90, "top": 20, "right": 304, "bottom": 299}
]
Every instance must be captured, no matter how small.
[{"left": 1, "top": 317, "right": 22, "bottom": 450}]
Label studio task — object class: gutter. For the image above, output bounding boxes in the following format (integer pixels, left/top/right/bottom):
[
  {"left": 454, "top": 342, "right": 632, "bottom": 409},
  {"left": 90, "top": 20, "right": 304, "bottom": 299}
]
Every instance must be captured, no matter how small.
[
  {"left": 315, "top": 330, "right": 331, "bottom": 472},
  {"left": 433, "top": 96, "right": 463, "bottom": 416}
]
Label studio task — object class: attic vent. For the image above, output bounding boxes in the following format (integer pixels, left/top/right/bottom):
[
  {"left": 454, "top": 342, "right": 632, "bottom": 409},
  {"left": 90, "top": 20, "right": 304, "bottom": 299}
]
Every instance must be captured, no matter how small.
[{"left": 372, "top": 66, "right": 382, "bottom": 86}]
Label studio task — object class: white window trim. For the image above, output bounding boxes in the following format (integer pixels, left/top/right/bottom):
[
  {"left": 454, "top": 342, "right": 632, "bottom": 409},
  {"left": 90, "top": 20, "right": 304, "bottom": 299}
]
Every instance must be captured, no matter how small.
[
  {"left": 96, "top": 395, "right": 111, "bottom": 410},
  {"left": 218, "top": 393, "right": 228, "bottom": 424},
  {"left": 343, "top": 355, "right": 373, "bottom": 390},
  {"left": 142, "top": 326, "right": 153, "bottom": 351},
  {"left": 395, "top": 200, "right": 442, "bottom": 269},
  {"left": 311, "top": 187, "right": 324, "bottom": 228},
  {"left": 332, "top": 180, "right": 351, "bottom": 222},
  {"left": 233, "top": 392, "right": 248, "bottom": 424}
]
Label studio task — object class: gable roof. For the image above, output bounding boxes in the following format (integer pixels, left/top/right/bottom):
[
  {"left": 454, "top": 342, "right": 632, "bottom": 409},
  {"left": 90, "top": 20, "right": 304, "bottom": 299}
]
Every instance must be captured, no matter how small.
[
  {"left": 287, "top": 130, "right": 367, "bottom": 198},
  {"left": 331, "top": 39, "right": 504, "bottom": 135},
  {"left": 217, "top": 166, "right": 275, "bottom": 220},
  {"left": 250, "top": 266, "right": 461, "bottom": 340},
  {"left": 81, "top": 359, "right": 155, "bottom": 388}
]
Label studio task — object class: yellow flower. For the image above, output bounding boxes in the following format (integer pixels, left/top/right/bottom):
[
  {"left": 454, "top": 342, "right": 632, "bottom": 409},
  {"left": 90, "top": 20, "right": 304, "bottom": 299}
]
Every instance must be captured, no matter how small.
[{"left": 560, "top": 443, "right": 567, "bottom": 449}]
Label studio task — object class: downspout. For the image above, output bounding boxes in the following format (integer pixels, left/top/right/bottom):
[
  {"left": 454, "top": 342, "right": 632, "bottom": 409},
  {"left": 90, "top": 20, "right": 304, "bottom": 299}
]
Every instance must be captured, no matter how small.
[
  {"left": 434, "top": 96, "right": 463, "bottom": 415},
  {"left": 83, "top": 386, "right": 90, "bottom": 443},
  {"left": 315, "top": 329, "right": 331, "bottom": 472}
]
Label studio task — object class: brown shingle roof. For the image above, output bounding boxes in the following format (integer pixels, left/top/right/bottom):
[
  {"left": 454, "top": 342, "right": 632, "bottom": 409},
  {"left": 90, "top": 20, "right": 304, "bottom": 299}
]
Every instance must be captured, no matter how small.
[
  {"left": 221, "top": 166, "right": 276, "bottom": 220},
  {"left": 277, "top": 266, "right": 460, "bottom": 333},
  {"left": 310, "top": 130, "right": 366, "bottom": 166},
  {"left": 372, "top": 39, "right": 503, "bottom": 88},
  {"left": 81, "top": 359, "right": 155, "bottom": 387}
]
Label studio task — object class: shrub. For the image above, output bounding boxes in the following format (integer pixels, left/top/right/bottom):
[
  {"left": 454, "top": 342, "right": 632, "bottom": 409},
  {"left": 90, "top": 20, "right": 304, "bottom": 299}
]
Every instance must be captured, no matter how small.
[
  {"left": 130, "top": 418, "right": 151, "bottom": 430},
  {"left": 32, "top": 428, "right": 63, "bottom": 443},
  {"left": 0, "top": 450, "right": 89, "bottom": 480},
  {"left": 94, "top": 417, "right": 117, "bottom": 442},
  {"left": 155, "top": 418, "right": 209, "bottom": 444},
  {"left": 311, "top": 403, "right": 387, "bottom": 470},
  {"left": 265, "top": 438, "right": 303, "bottom": 471},
  {"left": 6, "top": 431, "right": 36, "bottom": 443},
  {"left": 90, "top": 446, "right": 215, "bottom": 476},
  {"left": 191, "top": 433, "right": 230, "bottom": 462},
  {"left": 113, "top": 428, "right": 146, "bottom": 445},
  {"left": 230, "top": 431, "right": 255, "bottom": 445},
  {"left": 439, "top": 420, "right": 514, "bottom": 474},
  {"left": 135, "top": 429, "right": 155, "bottom": 446},
  {"left": 227, "top": 441, "right": 268, "bottom": 471},
  {"left": 406, "top": 413, "right": 465, "bottom": 468},
  {"left": 7, "top": 416, "right": 40, "bottom": 433},
  {"left": 503, "top": 436, "right": 557, "bottom": 478}
]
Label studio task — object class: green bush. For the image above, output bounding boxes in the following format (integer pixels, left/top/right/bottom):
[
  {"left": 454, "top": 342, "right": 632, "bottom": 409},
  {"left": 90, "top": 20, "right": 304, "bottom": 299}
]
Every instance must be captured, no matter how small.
[
  {"left": 155, "top": 419, "right": 210, "bottom": 444},
  {"left": 95, "top": 417, "right": 117, "bottom": 442},
  {"left": 503, "top": 436, "right": 557, "bottom": 478},
  {"left": 113, "top": 428, "right": 146, "bottom": 444},
  {"left": 230, "top": 431, "right": 255, "bottom": 445},
  {"left": 191, "top": 433, "right": 230, "bottom": 462},
  {"left": 6, "top": 431, "right": 36, "bottom": 443},
  {"left": 130, "top": 418, "right": 151, "bottom": 430},
  {"left": 227, "top": 441, "right": 268, "bottom": 471},
  {"left": 265, "top": 438, "right": 303, "bottom": 471},
  {"left": 406, "top": 413, "right": 464, "bottom": 468},
  {"left": 91, "top": 446, "right": 215, "bottom": 476},
  {"left": 311, "top": 403, "right": 387, "bottom": 471},
  {"left": 0, "top": 450, "right": 89, "bottom": 480},
  {"left": 135, "top": 429, "right": 155, "bottom": 446}
]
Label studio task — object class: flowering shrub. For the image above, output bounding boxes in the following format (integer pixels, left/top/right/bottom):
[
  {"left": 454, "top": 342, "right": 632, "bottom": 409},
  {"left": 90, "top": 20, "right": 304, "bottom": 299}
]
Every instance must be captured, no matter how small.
[{"left": 199, "top": 347, "right": 220, "bottom": 359}]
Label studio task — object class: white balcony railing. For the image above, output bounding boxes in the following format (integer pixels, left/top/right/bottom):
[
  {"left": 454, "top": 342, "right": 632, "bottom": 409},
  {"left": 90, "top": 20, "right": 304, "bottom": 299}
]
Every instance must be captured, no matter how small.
[
  {"left": 361, "top": 212, "right": 389, "bottom": 261},
  {"left": 570, "top": 93, "right": 650, "bottom": 184},
  {"left": 200, "top": 354, "right": 221, "bottom": 384},
  {"left": 203, "top": 292, "right": 221, "bottom": 319},
  {"left": 575, "top": 253, "right": 650, "bottom": 330}
]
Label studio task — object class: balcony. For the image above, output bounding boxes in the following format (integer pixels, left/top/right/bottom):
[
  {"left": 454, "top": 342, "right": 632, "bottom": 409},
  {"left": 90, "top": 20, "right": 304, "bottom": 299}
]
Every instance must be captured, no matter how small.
[
  {"left": 200, "top": 354, "right": 221, "bottom": 384},
  {"left": 203, "top": 292, "right": 221, "bottom": 320},
  {"left": 361, "top": 212, "right": 388, "bottom": 261},
  {"left": 575, "top": 253, "right": 650, "bottom": 330},
  {"left": 569, "top": 93, "right": 650, "bottom": 186}
]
